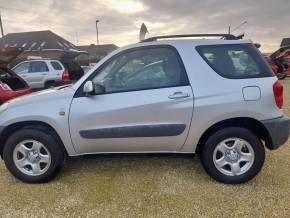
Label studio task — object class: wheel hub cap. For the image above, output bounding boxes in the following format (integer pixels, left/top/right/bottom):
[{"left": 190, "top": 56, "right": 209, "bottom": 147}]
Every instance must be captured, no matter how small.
[
  {"left": 28, "top": 151, "right": 40, "bottom": 163},
  {"left": 13, "top": 140, "right": 51, "bottom": 176},
  {"left": 213, "top": 138, "right": 255, "bottom": 176},
  {"left": 225, "top": 149, "right": 239, "bottom": 162}
]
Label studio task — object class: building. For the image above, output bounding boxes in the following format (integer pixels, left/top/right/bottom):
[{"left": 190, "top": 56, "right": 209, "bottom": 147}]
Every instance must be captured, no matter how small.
[
  {"left": 76, "top": 44, "right": 118, "bottom": 65},
  {"left": 0, "top": 30, "right": 77, "bottom": 61},
  {"left": 281, "top": 38, "right": 290, "bottom": 47}
]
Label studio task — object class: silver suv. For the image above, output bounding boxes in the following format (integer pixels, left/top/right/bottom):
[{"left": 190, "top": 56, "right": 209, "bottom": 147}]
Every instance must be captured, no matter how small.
[
  {"left": 0, "top": 34, "right": 289, "bottom": 184},
  {"left": 12, "top": 59, "right": 69, "bottom": 89}
]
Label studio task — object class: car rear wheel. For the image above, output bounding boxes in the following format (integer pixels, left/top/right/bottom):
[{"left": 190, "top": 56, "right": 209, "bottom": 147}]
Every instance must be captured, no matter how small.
[
  {"left": 3, "top": 128, "right": 65, "bottom": 183},
  {"left": 201, "top": 127, "right": 265, "bottom": 184}
]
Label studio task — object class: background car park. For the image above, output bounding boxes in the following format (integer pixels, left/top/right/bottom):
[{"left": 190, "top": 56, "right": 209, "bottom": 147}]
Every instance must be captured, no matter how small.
[{"left": 12, "top": 51, "right": 84, "bottom": 89}]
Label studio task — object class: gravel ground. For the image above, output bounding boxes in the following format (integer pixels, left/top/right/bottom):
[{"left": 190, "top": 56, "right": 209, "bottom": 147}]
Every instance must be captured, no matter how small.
[{"left": 1, "top": 80, "right": 290, "bottom": 218}]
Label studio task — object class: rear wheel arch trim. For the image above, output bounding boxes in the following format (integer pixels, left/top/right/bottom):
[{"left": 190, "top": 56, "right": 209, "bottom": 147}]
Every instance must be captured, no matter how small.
[{"left": 195, "top": 117, "right": 272, "bottom": 153}]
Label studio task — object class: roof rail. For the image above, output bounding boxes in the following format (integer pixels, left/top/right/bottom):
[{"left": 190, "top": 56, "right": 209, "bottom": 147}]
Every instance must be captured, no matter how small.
[{"left": 140, "top": 34, "right": 238, "bottom": 42}]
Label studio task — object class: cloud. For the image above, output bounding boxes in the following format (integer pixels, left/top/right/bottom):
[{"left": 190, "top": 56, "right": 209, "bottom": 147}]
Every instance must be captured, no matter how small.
[{"left": 0, "top": 0, "right": 289, "bottom": 52}]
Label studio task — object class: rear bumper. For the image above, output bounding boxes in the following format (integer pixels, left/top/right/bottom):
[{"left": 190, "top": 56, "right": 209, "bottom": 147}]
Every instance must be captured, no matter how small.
[{"left": 262, "top": 116, "right": 290, "bottom": 150}]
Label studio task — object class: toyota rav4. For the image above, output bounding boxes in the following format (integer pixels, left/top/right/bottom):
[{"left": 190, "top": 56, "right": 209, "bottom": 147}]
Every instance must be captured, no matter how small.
[{"left": 0, "top": 34, "right": 289, "bottom": 184}]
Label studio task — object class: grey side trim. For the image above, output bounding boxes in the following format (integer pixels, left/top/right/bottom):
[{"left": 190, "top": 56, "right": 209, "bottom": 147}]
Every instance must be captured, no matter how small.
[
  {"left": 79, "top": 124, "right": 186, "bottom": 139},
  {"left": 262, "top": 116, "right": 290, "bottom": 149}
]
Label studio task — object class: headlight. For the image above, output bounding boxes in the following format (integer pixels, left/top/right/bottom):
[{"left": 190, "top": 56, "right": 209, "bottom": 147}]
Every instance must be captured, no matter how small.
[{"left": 0, "top": 103, "right": 8, "bottom": 113}]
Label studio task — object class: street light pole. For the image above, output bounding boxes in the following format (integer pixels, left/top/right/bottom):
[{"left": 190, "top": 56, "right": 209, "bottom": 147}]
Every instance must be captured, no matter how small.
[
  {"left": 0, "top": 11, "right": 5, "bottom": 49},
  {"left": 96, "top": 20, "right": 100, "bottom": 45}
]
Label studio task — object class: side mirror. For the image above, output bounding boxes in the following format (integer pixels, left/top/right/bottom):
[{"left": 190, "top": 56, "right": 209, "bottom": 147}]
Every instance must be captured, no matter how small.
[
  {"left": 83, "top": 81, "right": 105, "bottom": 95},
  {"left": 83, "top": 81, "right": 94, "bottom": 94}
]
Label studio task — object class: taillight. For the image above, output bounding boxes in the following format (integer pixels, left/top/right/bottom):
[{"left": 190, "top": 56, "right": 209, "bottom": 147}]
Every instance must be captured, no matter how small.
[
  {"left": 62, "top": 69, "right": 70, "bottom": 81},
  {"left": 273, "top": 80, "right": 283, "bottom": 109}
]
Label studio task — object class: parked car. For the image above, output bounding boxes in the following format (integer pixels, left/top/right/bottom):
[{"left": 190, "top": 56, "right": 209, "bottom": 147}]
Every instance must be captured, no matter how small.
[
  {"left": 264, "top": 56, "right": 278, "bottom": 73},
  {"left": 283, "top": 55, "right": 290, "bottom": 76},
  {"left": 81, "top": 66, "right": 92, "bottom": 74},
  {"left": 0, "top": 47, "right": 32, "bottom": 104},
  {"left": 12, "top": 51, "right": 84, "bottom": 89},
  {"left": 0, "top": 34, "right": 289, "bottom": 184},
  {"left": 265, "top": 46, "right": 290, "bottom": 79}
]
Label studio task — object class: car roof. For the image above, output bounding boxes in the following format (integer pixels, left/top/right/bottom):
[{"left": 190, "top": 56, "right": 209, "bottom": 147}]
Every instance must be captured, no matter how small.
[{"left": 118, "top": 39, "right": 252, "bottom": 52}]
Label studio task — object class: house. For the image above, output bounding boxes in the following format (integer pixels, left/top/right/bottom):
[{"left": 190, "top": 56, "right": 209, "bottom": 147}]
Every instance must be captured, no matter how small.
[
  {"left": 281, "top": 38, "right": 290, "bottom": 47},
  {"left": 0, "top": 30, "right": 78, "bottom": 61},
  {"left": 76, "top": 44, "right": 118, "bottom": 65}
]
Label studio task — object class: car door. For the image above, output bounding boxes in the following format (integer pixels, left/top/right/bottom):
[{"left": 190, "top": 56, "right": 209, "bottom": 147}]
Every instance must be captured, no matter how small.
[
  {"left": 13, "top": 62, "right": 30, "bottom": 83},
  {"left": 69, "top": 46, "right": 194, "bottom": 154},
  {"left": 25, "top": 61, "right": 49, "bottom": 89}
]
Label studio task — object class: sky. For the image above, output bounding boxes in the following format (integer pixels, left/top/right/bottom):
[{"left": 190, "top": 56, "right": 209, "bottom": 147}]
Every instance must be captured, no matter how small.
[{"left": 0, "top": 0, "right": 289, "bottom": 52}]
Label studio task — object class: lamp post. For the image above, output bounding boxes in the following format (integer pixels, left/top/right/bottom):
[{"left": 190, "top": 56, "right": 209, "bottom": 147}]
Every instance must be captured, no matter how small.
[
  {"left": 0, "top": 11, "right": 5, "bottom": 48},
  {"left": 96, "top": 20, "right": 100, "bottom": 45}
]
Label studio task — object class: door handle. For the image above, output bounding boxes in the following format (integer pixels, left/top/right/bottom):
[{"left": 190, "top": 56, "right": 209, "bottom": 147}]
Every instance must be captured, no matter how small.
[
  {"left": 42, "top": 73, "right": 48, "bottom": 76},
  {"left": 168, "top": 92, "right": 190, "bottom": 99}
]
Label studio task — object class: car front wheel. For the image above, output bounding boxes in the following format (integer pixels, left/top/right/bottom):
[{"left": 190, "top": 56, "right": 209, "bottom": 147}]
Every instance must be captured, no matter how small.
[
  {"left": 201, "top": 127, "right": 265, "bottom": 184},
  {"left": 3, "top": 128, "right": 65, "bottom": 183}
]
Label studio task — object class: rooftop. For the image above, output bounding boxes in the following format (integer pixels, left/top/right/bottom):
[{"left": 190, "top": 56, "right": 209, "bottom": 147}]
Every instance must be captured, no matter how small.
[{"left": 0, "top": 30, "right": 76, "bottom": 51}]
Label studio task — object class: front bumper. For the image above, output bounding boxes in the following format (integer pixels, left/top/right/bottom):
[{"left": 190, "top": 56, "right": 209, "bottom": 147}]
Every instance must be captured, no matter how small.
[{"left": 262, "top": 116, "right": 290, "bottom": 150}]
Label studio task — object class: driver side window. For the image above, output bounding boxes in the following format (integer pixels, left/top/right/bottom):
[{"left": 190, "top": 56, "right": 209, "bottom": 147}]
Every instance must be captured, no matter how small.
[{"left": 92, "top": 47, "right": 187, "bottom": 93}]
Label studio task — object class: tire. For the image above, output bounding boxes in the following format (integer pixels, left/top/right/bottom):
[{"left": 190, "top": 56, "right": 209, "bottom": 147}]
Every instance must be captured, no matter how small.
[
  {"left": 200, "top": 127, "right": 265, "bottom": 184},
  {"left": 3, "top": 128, "right": 65, "bottom": 183},
  {"left": 276, "top": 73, "right": 287, "bottom": 80}
]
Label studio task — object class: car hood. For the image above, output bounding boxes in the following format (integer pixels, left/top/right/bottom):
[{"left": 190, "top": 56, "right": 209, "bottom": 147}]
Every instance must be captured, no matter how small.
[
  {"left": 6, "top": 85, "right": 75, "bottom": 108},
  {"left": 0, "top": 47, "right": 23, "bottom": 67}
]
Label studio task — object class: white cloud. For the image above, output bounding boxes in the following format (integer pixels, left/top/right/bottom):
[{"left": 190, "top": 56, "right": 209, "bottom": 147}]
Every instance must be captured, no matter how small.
[{"left": 0, "top": 0, "right": 289, "bottom": 52}]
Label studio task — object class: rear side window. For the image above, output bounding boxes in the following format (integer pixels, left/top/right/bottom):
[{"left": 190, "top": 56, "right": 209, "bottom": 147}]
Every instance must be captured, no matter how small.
[
  {"left": 29, "top": 61, "right": 49, "bottom": 73},
  {"left": 196, "top": 43, "right": 274, "bottom": 79},
  {"left": 51, "top": 61, "right": 63, "bottom": 70}
]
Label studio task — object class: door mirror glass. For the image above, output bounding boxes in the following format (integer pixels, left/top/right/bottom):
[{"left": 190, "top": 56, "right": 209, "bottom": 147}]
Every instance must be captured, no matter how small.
[{"left": 83, "top": 81, "right": 94, "bottom": 94}]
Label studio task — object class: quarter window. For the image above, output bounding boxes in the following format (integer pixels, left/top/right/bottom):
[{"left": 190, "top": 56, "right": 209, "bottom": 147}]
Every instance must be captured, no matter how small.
[
  {"left": 197, "top": 43, "right": 274, "bottom": 79},
  {"left": 91, "top": 47, "right": 188, "bottom": 93},
  {"left": 51, "top": 61, "right": 63, "bottom": 70}
]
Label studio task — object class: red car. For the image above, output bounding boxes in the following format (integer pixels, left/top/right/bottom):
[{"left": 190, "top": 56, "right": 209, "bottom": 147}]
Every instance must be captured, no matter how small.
[
  {"left": 264, "top": 56, "right": 278, "bottom": 73},
  {"left": 0, "top": 47, "right": 32, "bottom": 104},
  {"left": 265, "top": 46, "right": 290, "bottom": 79}
]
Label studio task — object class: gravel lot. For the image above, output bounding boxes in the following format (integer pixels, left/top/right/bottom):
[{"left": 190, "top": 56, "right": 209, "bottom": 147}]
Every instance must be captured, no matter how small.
[{"left": 1, "top": 80, "right": 290, "bottom": 218}]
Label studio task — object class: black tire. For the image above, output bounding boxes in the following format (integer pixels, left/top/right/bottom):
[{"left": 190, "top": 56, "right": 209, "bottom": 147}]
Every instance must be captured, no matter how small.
[
  {"left": 3, "top": 128, "right": 65, "bottom": 183},
  {"left": 200, "top": 127, "right": 265, "bottom": 184}
]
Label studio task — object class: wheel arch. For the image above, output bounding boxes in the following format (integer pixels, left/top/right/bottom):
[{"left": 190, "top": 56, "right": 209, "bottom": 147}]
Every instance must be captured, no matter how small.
[
  {"left": 195, "top": 117, "right": 272, "bottom": 153},
  {"left": 0, "top": 121, "right": 68, "bottom": 158}
]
